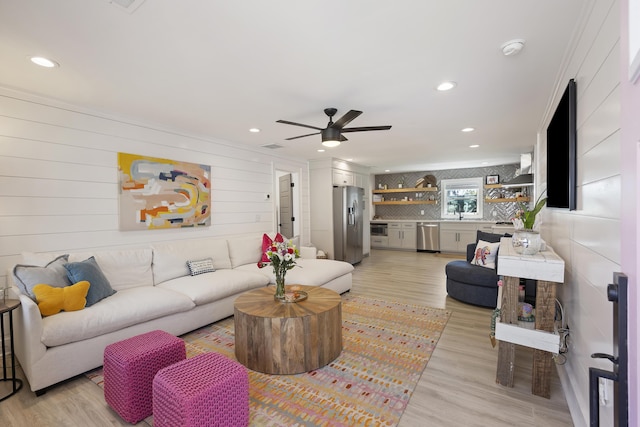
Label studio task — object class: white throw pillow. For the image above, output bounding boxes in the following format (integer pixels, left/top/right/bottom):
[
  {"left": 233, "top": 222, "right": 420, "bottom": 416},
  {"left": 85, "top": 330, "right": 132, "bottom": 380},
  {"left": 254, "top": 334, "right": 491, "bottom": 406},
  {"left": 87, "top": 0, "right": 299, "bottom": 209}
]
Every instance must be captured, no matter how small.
[{"left": 470, "top": 240, "right": 500, "bottom": 269}]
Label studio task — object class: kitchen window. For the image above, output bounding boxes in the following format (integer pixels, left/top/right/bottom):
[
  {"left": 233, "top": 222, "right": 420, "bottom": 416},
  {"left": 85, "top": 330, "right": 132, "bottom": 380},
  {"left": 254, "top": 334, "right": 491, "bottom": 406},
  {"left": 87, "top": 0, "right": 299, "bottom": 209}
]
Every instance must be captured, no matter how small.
[{"left": 440, "top": 177, "right": 483, "bottom": 219}]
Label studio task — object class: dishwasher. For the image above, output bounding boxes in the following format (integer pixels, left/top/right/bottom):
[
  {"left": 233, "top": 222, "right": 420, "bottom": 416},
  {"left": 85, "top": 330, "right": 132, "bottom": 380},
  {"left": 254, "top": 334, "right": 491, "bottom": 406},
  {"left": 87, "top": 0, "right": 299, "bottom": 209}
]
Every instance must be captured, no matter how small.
[{"left": 417, "top": 222, "right": 440, "bottom": 252}]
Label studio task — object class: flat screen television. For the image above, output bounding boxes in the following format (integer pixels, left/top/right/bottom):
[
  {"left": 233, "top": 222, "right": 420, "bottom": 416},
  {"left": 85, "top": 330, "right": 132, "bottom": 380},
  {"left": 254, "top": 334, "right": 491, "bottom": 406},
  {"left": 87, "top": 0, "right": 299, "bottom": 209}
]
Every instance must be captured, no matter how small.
[{"left": 546, "top": 79, "right": 577, "bottom": 210}]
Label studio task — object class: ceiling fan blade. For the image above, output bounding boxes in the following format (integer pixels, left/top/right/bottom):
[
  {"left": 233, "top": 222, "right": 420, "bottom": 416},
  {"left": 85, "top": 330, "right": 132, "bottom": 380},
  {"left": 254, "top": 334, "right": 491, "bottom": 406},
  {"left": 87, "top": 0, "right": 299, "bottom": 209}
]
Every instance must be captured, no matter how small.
[
  {"left": 284, "top": 131, "right": 321, "bottom": 141},
  {"left": 331, "top": 110, "right": 362, "bottom": 129},
  {"left": 341, "top": 125, "right": 392, "bottom": 133},
  {"left": 340, "top": 134, "right": 348, "bottom": 142},
  {"left": 276, "top": 120, "right": 324, "bottom": 131}
]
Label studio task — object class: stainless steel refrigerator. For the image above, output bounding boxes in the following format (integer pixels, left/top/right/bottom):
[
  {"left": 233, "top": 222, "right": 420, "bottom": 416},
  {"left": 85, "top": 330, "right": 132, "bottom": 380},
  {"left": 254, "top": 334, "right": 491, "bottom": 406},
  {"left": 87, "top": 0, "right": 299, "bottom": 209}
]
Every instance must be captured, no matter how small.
[{"left": 333, "top": 186, "right": 364, "bottom": 264}]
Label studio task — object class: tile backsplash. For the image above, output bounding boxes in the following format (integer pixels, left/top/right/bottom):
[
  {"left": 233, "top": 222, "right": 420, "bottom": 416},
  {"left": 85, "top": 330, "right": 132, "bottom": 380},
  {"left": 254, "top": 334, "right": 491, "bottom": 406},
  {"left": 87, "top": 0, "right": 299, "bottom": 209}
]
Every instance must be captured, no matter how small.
[{"left": 374, "top": 164, "right": 522, "bottom": 222}]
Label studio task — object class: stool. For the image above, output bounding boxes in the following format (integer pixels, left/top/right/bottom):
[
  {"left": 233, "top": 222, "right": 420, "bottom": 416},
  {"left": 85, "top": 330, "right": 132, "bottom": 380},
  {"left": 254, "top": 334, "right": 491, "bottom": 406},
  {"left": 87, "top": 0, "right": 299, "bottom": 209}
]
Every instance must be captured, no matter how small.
[
  {"left": 104, "top": 330, "right": 186, "bottom": 423},
  {"left": 153, "top": 352, "right": 249, "bottom": 427}
]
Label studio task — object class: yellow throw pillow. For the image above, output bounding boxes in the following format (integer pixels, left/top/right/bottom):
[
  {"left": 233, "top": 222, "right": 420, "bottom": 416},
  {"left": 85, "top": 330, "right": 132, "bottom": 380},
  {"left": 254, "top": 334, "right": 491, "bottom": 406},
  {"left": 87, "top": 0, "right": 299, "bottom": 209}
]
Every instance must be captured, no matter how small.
[{"left": 32, "top": 281, "right": 90, "bottom": 317}]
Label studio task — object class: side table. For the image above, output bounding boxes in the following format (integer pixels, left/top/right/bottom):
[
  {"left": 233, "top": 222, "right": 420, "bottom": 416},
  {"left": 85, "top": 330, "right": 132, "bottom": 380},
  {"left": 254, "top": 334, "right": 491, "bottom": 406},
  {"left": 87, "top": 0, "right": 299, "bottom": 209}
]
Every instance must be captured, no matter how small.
[
  {"left": 1, "top": 299, "right": 23, "bottom": 401},
  {"left": 495, "top": 238, "right": 565, "bottom": 398}
]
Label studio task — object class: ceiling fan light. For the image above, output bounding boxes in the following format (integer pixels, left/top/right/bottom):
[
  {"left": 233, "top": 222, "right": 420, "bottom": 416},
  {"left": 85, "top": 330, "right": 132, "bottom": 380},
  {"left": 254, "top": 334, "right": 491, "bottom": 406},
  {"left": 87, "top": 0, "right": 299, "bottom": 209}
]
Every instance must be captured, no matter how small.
[
  {"left": 322, "top": 140, "right": 341, "bottom": 148},
  {"left": 321, "top": 127, "right": 341, "bottom": 147}
]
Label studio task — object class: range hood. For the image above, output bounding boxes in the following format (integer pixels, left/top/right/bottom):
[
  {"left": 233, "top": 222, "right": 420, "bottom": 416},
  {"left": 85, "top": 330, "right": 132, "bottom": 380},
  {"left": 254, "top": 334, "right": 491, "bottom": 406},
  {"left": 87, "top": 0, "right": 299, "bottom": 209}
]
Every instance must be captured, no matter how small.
[{"left": 502, "top": 153, "right": 534, "bottom": 187}]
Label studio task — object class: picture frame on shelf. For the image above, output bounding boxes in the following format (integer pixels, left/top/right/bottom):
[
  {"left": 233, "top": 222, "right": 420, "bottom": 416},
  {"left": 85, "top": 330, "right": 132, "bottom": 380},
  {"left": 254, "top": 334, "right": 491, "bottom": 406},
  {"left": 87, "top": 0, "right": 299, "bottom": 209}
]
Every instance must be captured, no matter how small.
[{"left": 486, "top": 175, "right": 500, "bottom": 185}]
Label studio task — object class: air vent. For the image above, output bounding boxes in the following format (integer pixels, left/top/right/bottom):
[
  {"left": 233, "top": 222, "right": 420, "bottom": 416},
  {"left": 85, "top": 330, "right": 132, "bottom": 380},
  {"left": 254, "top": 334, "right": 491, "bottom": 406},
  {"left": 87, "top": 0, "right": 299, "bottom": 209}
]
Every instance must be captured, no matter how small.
[
  {"left": 107, "top": 0, "right": 146, "bottom": 13},
  {"left": 261, "top": 144, "right": 284, "bottom": 149}
]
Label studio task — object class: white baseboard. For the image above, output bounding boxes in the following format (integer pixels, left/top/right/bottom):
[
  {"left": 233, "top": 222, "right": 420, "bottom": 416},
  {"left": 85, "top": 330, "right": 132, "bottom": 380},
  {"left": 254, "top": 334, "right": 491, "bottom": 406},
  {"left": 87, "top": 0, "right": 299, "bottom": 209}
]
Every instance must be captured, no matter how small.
[{"left": 556, "top": 363, "right": 587, "bottom": 427}]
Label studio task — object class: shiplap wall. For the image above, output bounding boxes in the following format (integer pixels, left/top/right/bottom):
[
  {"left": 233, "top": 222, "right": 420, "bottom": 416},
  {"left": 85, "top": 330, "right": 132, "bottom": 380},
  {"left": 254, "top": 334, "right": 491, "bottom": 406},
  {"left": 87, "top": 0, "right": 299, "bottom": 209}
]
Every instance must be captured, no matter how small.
[
  {"left": 538, "top": 0, "right": 620, "bottom": 425},
  {"left": 0, "top": 87, "right": 310, "bottom": 289}
]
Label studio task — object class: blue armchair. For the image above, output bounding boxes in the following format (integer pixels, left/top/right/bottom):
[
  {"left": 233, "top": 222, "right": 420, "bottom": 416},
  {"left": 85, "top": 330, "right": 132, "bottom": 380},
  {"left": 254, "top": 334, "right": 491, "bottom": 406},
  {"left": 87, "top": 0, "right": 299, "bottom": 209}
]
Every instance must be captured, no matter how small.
[{"left": 445, "top": 231, "right": 505, "bottom": 308}]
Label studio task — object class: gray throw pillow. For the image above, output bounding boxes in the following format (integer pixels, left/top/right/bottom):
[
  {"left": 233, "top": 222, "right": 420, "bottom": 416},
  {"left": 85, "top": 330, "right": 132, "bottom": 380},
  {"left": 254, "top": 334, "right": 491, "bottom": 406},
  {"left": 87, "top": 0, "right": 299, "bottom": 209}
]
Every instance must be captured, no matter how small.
[
  {"left": 64, "top": 257, "right": 116, "bottom": 307},
  {"left": 13, "top": 255, "right": 72, "bottom": 300}
]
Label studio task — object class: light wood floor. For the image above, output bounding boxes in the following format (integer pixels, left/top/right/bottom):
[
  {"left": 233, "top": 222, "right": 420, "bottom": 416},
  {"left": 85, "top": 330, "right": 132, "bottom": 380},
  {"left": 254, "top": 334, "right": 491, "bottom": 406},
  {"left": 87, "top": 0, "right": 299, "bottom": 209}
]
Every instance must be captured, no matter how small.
[{"left": 0, "top": 249, "right": 573, "bottom": 426}]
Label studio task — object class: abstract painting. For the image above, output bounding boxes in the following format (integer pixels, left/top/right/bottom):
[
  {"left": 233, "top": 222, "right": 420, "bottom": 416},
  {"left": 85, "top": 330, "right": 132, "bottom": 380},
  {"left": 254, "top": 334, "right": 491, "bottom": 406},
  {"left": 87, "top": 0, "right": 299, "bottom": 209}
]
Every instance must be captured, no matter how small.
[{"left": 118, "top": 152, "right": 211, "bottom": 230}]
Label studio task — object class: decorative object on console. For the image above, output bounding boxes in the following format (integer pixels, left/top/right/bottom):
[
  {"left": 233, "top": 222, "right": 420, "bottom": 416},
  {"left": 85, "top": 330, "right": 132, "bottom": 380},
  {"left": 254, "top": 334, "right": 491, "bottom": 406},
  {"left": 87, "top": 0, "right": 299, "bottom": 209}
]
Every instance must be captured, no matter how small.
[
  {"left": 258, "top": 233, "right": 300, "bottom": 301},
  {"left": 511, "top": 192, "right": 547, "bottom": 255},
  {"left": 117, "top": 152, "right": 211, "bottom": 231}
]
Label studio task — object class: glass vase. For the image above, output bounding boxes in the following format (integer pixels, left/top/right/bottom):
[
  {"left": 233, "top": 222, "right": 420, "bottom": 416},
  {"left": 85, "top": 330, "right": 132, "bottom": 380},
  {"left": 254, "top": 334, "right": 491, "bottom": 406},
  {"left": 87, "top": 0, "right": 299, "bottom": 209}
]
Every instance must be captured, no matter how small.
[
  {"left": 511, "top": 229, "right": 542, "bottom": 255},
  {"left": 274, "top": 275, "right": 286, "bottom": 301}
]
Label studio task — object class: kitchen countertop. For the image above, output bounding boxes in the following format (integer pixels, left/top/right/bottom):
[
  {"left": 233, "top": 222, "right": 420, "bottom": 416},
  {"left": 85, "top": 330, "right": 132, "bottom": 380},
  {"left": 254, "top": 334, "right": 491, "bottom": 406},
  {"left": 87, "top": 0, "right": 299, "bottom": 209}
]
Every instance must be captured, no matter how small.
[{"left": 370, "top": 219, "right": 503, "bottom": 224}]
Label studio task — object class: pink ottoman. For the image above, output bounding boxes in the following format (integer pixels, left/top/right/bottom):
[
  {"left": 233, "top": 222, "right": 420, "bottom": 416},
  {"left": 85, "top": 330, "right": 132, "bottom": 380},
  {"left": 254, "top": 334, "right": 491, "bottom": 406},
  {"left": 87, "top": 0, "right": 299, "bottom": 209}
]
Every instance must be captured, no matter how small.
[
  {"left": 153, "top": 352, "right": 249, "bottom": 427},
  {"left": 104, "top": 330, "right": 186, "bottom": 423}
]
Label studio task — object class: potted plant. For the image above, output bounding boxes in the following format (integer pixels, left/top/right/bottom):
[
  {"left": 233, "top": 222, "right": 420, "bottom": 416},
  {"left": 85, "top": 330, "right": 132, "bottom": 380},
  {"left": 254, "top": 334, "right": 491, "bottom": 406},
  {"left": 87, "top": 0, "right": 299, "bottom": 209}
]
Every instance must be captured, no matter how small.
[{"left": 511, "top": 192, "right": 547, "bottom": 255}]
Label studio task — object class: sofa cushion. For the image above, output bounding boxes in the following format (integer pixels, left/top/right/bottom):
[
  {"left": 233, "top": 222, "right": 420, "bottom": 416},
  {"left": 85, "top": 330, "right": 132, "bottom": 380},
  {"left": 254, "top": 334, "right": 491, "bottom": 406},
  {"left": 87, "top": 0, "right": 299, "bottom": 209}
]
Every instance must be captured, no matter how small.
[
  {"left": 470, "top": 240, "right": 500, "bottom": 269},
  {"left": 68, "top": 248, "right": 154, "bottom": 291},
  {"left": 64, "top": 257, "right": 117, "bottom": 307},
  {"left": 445, "top": 260, "right": 498, "bottom": 288},
  {"left": 152, "top": 239, "right": 232, "bottom": 284},
  {"left": 237, "top": 258, "right": 354, "bottom": 286},
  {"left": 20, "top": 249, "right": 155, "bottom": 291},
  {"left": 40, "top": 287, "right": 195, "bottom": 347},
  {"left": 156, "top": 269, "right": 269, "bottom": 305},
  {"left": 32, "top": 281, "right": 90, "bottom": 317},
  {"left": 227, "top": 235, "right": 263, "bottom": 268},
  {"left": 13, "top": 255, "right": 72, "bottom": 300}
]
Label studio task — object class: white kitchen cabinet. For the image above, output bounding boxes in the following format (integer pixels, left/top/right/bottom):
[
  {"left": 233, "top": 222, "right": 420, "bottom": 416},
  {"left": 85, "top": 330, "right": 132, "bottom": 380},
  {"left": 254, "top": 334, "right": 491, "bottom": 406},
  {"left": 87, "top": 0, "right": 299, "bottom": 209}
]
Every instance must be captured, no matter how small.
[
  {"left": 332, "top": 169, "right": 354, "bottom": 186},
  {"left": 439, "top": 222, "right": 477, "bottom": 253},
  {"left": 371, "top": 236, "right": 389, "bottom": 248},
  {"left": 388, "top": 222, "right": 417, "bottom": 250}
]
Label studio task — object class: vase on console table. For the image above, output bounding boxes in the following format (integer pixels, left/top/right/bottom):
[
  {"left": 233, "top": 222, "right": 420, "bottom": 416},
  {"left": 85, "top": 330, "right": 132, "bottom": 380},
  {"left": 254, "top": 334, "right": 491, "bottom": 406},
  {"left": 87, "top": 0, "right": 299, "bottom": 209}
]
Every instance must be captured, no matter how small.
[
  {"left": 511, "top": 229, "right": 542, "bottom": 255},
  {"left": 511, "top": 192, "right": 547, "bottom": 256}
]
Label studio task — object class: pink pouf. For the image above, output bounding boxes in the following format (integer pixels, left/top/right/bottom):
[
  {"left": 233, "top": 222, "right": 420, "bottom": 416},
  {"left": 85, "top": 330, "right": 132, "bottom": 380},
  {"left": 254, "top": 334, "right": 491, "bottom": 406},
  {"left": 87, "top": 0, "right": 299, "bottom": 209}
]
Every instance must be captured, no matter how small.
[
  {"left": 153, "top": 352, "right": 249, "bottom": 427},
  {"left": 103, "top": 330, "right": 186, "bottom": 423}
]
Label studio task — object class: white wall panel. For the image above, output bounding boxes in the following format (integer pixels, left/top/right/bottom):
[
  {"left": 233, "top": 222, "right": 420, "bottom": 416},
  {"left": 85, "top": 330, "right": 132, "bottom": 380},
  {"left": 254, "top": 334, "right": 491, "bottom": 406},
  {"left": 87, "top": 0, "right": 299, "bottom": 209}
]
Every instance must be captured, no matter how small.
[
  {"left": 0, "top": 196, "right": 116, "bottom": 216},
  {"left": 538, "top": 1, "right": 621, "bottom": 424},
  {"left": 573, "top": 215, "right": 621, "bottom": 263},
  {"left": 0, "top": 88, "right": 309, "bottom": 289},
  {"left": 0, "top": 177, "right": 116, "bottom": 198},
  {"left": 577, "top": 46, "right": 619, "bottom": 130},
  {"left": 577, "top": 87, "right": 621, "bottom": 159},
  {"left": 581, "top": 130, "right": 620, "bottom": 183},
  {"left": 580, "top": 175, "right": 621, "bottom": 219}
]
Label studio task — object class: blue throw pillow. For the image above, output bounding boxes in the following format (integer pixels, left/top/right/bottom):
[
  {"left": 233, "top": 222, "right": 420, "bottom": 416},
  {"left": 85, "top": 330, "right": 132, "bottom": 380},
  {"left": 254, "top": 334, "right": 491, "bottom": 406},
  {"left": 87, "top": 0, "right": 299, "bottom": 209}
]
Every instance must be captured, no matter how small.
[{"left": 64, "top": 257, "right": 116, "bottom": 307}]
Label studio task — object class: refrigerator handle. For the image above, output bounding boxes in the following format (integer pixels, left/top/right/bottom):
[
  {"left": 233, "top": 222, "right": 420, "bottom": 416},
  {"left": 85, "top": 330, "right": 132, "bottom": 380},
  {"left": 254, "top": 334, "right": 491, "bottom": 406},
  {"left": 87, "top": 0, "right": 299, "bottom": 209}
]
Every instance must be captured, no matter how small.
[{"left": 348, "top": 200, "right": 357, "bottom": 226}]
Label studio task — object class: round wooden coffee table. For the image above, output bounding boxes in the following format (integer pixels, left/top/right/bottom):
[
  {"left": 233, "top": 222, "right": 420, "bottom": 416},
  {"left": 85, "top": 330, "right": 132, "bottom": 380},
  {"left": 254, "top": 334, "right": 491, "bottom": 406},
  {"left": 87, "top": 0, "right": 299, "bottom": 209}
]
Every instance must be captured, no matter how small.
[{"left": 233, "top": 285, "right": 342, "bottom": 375}]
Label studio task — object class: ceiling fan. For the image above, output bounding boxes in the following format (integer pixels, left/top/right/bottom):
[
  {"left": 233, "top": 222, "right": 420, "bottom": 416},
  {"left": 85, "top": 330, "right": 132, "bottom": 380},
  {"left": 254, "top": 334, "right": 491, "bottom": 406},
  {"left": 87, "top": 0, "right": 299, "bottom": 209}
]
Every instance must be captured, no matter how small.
[{"left": 276, "top": 108, "right": 392, "bottom": 147}]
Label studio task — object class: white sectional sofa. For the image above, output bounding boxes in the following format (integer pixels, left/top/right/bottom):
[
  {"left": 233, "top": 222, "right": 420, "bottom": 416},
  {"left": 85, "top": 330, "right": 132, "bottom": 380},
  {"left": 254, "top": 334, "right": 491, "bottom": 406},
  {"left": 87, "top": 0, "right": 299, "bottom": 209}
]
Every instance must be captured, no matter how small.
[{"left": 8, "top": 233, "right": 354, "bottom": 394}]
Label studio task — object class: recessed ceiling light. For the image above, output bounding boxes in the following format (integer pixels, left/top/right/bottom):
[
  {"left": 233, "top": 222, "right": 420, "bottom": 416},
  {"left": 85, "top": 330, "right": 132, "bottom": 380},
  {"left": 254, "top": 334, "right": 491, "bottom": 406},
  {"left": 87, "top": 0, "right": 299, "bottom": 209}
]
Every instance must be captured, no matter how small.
[
  {"left": 482, "top": 162, "right": 489, "bottom": 165},
  {"left": 317, "top": 149, "right": 325, "bottom": 153},
  {"left": 436, "top": 81, "right": 456, "bottom": 91},
  {"left": 461, "top": 127, "right": 475, "bottom": 132},
  {"left": 345, "top": 158, "right": 353, "bottom": 161},
  {"left": 249, "top": 128, "right": 260, "bottom": 133},
  {"left": 469, "top": 144, "right": 480, "bottom": 148},
  {"left": 384, "top": 169, "right": 391, "bottom": 172},
  {"left": 30, "top": 56, "right": 59, "bottom": 68}
]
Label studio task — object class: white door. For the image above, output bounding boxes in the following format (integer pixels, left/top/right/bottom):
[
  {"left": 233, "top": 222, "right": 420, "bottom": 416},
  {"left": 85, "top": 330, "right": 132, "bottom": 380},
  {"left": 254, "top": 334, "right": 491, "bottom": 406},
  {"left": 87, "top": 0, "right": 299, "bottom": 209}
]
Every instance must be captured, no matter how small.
[{"left": 279, "top": 174, "right": 294, "bottom": 238}]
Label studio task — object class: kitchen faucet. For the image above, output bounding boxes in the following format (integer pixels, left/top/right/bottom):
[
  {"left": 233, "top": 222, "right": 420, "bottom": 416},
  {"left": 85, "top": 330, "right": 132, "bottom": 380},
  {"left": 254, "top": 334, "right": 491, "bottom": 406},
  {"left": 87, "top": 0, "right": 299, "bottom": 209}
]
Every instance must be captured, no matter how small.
[{"left": 455, "top": 207, "right": 463, "bottom": 220}]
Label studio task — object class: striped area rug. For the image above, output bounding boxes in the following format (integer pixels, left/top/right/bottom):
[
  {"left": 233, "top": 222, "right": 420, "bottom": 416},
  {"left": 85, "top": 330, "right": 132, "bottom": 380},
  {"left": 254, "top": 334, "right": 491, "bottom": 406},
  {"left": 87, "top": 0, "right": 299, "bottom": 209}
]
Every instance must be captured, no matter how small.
[{"left": 88, "top": 294, "right": 450, "bottom": 426}]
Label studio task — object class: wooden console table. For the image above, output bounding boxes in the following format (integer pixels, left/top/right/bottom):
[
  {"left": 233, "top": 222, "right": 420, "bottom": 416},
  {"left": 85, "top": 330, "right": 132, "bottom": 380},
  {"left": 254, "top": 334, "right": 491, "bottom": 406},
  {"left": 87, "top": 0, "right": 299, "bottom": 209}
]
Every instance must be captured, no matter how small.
[{"left": 495, "top": 237, "right": 564, "bottom": 398}]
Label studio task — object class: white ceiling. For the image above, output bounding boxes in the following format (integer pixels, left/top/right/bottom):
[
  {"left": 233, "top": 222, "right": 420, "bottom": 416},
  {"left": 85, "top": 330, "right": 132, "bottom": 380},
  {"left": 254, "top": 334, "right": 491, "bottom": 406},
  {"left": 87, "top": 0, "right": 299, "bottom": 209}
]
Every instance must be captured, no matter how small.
[{"left": 0, "top": 0, "right": 586, "bottom": 173}]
